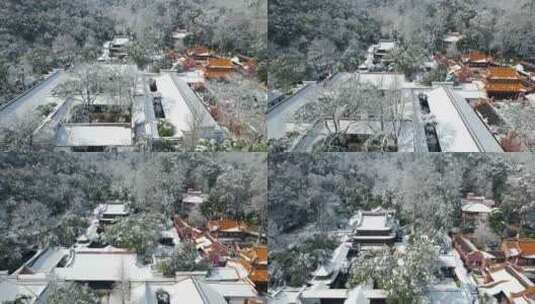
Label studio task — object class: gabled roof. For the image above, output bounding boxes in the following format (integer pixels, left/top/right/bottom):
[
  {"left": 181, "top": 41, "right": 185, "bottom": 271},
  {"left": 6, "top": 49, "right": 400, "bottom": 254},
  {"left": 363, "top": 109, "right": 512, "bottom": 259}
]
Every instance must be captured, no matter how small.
[
  {"left": 426, "top": 86, "right": 503, "bottom": 152},
  {"left": 240, "top": 245, "right": 267, "bottom": 264},
  {"left": 486, "top": 67, "right": 521, "bottom": 80},
  {"left": 502, "top": 239, "right": 535, "bottom": 258},
  {"left": 206, "top": 58, "right": 234, "bottom": 69},
  {"left": 131, "top": 278, "right": 227, "bottom": 304},
  {"left": 376, "top": 41, "right": 396, "bottom": 52},
  {"left": 207, "top": 219, "right": 249, "bottom": 233},
  {"left": 485, "top": 83, "right": 526, "bottom": 93},
  {"left": 464, "top": 51, "right": 492, "bottom": 63},
  {"left": 206, "top": 281, "right": 258, "bottom": 299},
  {"left": 189, "top": 47, "right": 212, "bottom": 56},
  {"left": 480, "top": 264, "right": 535, "bottom": 302},
  {"left": 461, "top": 202, "right": 493, "bottom": 214},
  {"left": 183, "top": 193, "right": 205, "bottom": 204},
  {"left": 54, "top": 247, "right": 153, "bottom": 282},
  {"left": 192, "top": 278, "right": 228, "bottom": 304},
  {"left": 354, "top": 210, "right": 393, "bottom": 231}
]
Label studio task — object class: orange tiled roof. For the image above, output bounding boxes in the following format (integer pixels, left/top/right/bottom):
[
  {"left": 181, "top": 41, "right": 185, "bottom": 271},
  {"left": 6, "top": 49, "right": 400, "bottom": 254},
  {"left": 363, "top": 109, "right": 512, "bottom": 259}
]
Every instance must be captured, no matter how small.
[
  {"left": 465, "top": 51, "right": 492, "bottom": 62},
  {"left": 487, "top": 67, "right": 521, "bottom": 79},
  {"left": 518, "top": 239, "right": 535, "bottom": 255},
  {"left": 241, "top": 245, "right": 267, "bottom": 264},
  {"left": 238, "top": 259, "right": 268, "bottom": 284},
  {"left": 189, "top": 47, "right": 211, "bottom": 56},
  {"left": 207, "top": 58, "right": 234, "bottom": 69},
  {"left": 249, "top": 268, "right": 268, "bottom": 283},
  {"left": 503, "top": 239, "right": 535, "bottom": 257},
  {"left": 485, "top": 82, "right": 526, "bottom": 93},
  {"left": 204, "top": 70, "right": 232, "bottom": 80},
  {"left": 207, "top": 219, "right": 248, "bottom": 232}
]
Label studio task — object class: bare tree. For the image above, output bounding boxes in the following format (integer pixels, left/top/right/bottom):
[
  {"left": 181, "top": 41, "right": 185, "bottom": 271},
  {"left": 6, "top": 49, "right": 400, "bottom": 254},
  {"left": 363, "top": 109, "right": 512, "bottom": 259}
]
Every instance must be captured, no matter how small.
[
  {"left": 185, "top": 103, "right": 207, "bottom": 151},
  {"left": 364, "top": 76, "right": 407, "bottom": 151},
  {"left": 104, "top": 65, "right": 136, "bottom": 112},
  {"left": 0, "top": 113, "right": 41, "bottom": 151},
  {"left": 70, "top": 64, "right": 104, "bottom": 109}
]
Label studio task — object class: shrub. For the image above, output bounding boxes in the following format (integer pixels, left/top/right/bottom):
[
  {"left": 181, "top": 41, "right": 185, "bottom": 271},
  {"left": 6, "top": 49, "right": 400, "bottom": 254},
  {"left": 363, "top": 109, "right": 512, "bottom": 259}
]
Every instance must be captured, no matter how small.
[
  {"left": 158, "top": 121, "right": 175, "bottom": 137},
  {"left": 36, "top": 102, "right": 57, "bottom": 117}
]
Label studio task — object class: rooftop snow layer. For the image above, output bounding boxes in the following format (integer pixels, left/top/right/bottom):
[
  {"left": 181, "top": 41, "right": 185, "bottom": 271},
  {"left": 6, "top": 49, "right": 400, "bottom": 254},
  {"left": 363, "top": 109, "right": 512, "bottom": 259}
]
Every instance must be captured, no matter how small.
[
  {"left": 56, "top": 125, "right": 132, "bottom": 147},
  {"left": 426, "top": 87, "right": 502, "bottom": 152}
]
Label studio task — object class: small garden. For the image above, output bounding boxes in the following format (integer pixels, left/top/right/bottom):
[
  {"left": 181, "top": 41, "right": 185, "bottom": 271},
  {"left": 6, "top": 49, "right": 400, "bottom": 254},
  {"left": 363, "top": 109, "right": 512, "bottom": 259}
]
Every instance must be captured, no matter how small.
[{"left": 68, "top": 104, "right": 131, "bottom": 123}]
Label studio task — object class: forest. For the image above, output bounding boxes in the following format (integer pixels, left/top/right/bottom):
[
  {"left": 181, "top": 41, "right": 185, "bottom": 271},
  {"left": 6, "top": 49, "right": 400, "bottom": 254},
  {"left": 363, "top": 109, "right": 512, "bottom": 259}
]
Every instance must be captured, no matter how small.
[
  {"left": 268, "top": 0, "right": 535, "bottom": 90},
  {"left": 0, "top": 0, "right": 267, "bottom": 106},
  {"left": 0, "top": 152, "right": 266, "bottom": 273},
  {"left": 268, "top": 153, "right": 535, "bottom": 288}
]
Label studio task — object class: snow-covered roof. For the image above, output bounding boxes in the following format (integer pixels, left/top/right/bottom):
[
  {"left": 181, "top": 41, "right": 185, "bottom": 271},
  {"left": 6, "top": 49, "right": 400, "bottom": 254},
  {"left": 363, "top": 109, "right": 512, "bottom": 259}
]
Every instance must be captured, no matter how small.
[
  {"left": 301, "top": 288, "right": 349, "bottom": 299},
  {"left": 377, "top": 41, "right": 396, "bottom": 52},
  {"left": 153, "top": 73, "right": 219, "bottom": 138},
  {"left": 99, "top": 203, "right": 129, "bottom": 216},
  {"left": 54, "top": 247, "right": 154, "bottom": 281},
  {"left": 56, "top": 125, "right": 133, "bottom": 147},
  {"left": 206, "top": 281, "right": 258, "bottom": 299},
  {"left": 426, "top": 87, "right": 503, "bottom": 152},
  {"left": 206, "top": 267, "right": 240, "bottom": 281},
  {"left": 461, "top": 202, "right": 493, "bottom": 213},
  {"left": 455, "top": 82, "right": 487, "bottom": 100},
  {"left": 353, "top": 72, "right": 408, "bottom": 90},
  {"left": 112, "top": 37, "right": 130, "bottom": 46},
  {"left": 443, "top": 34, "right": 464, "bottom": 43},
  {"left": 359, "top": 215, "right": 387, "bottom": 230},
  {"left": 130, "top": 278, "right": 227, "bottom": 304},
  {"left": 480, "top": 267, "right": 533, "bottom": 298},
  {"left": 172, "top": 32, "right": 190, "bottom": 40},
  {"left": 269, "top": 287, "right": 303, "bottom": 304},
  {"left": 176, "top": 70, "right": 204, "bottom": 84},
  {"left": 355, "top": 212, "right": 392, "bottom": 232},
  {"left": 183, "top": 194, "right": 205, "bottom": 204}
]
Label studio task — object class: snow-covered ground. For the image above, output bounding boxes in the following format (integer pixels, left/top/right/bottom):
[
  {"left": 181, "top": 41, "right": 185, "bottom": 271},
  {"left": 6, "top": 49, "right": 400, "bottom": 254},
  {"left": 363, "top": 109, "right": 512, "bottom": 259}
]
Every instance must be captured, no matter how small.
[{"left": 0, "top": 70, "right": 69, "bottom": 127}]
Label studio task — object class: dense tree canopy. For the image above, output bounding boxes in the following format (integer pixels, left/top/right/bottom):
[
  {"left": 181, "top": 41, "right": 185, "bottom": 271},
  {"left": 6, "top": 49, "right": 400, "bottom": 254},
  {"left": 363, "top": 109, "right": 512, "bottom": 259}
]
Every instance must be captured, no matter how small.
[
  {"left": 0, "top": 153, "right": 266, "bottom": 272},
  {"left": 269, "top": 0, "right": 535, "bottom": 90}
]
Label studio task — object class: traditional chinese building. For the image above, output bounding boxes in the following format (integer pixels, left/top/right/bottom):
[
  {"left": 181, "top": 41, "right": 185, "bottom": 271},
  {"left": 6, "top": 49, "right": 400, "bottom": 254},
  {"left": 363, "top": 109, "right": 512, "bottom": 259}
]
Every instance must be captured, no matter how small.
[
  {"left": 453, "top": 234, "right": 498, "bottom": 271},
  {"left": 484, "top": 67, "right": 526, "bottom": 100},
  {"left": 204, "top": 58, "right": 235, "bottom": 80},
  {"left": 502, "top": 239, "right": 535, "bottom": 280},
  {"left": 181, "top": 189, "right": 206, "bottom": 215},
  {"left": 462, "top": 51, "right": 493, "bottom": 68},
  {"left": 460, "top": 193, "right": 497, "bottom": 228},
  {"left": 351, "top": 209, "right": 397, "bottom": 250},
  {"left": 175, "top": 217, "right": 229, "bottom": 265},
  {"left": 478, "top": 264, "right": 535, "bottom": 304},
  {"left": 239, "top": 245, "right": 268, "bottom": 293},
  {"left": 109, "top": 37, "right": 130, "bottom": 59},
  {"left": 187, "top": 46, "right": 213, "bottom": 63},
  {"left": 207, "top": 219, "right": 258, "bottom": 244},
  {"left": 94, "top": 202, "right": 129, "bottom": 225}
]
